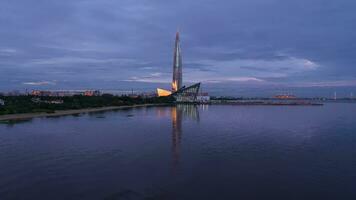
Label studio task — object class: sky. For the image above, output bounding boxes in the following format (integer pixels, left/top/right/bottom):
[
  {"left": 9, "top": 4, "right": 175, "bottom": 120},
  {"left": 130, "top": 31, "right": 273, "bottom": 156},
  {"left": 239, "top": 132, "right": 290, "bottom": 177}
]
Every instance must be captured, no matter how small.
[{"left": 0, "top": 0, "right": 356, "bottom": 97}]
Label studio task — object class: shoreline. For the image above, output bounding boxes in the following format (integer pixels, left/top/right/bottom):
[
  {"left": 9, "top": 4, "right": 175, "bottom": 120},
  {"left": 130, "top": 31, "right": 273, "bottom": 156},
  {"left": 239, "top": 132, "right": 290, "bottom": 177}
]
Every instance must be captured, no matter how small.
[
  {"left": 0, "top": 104, "right": 166, "bottom": 122},
  {"left": 0, "top": 102, "right": 324, "bottom": 122},
  {"left": 209, "top": 102, "right": 324, "bottom": 106}
]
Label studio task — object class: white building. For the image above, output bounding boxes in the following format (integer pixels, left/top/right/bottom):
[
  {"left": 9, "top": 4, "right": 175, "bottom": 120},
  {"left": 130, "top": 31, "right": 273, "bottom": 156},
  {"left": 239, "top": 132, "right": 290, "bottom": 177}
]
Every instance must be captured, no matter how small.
[
  {"left": 196, "top": 93, "right": 210, "bottom": 103},
  {"left": 0, "top": 99, "right": 5, "bottom": 106}
]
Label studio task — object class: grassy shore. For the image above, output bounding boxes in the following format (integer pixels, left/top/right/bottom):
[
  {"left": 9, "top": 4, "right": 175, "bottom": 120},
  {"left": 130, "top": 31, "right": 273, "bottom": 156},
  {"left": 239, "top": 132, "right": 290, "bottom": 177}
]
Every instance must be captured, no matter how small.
[
  {"left": 0, "top": 104, "right": 165, "bottom": 122},
  {"left": 0, "top": 95, "right": 174, "bottom": 122}
]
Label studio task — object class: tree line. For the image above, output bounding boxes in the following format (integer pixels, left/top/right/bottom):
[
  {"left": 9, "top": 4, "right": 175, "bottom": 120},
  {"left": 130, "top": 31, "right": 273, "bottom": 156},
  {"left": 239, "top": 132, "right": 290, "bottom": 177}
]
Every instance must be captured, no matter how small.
[{"left": 0, "top": 95, "right": 174, "bottom": 115}]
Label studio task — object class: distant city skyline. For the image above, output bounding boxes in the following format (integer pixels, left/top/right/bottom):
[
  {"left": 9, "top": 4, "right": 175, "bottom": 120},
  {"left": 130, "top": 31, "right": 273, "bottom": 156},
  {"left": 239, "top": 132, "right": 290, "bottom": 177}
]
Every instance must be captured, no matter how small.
[{"left": 1, "top": 0, "right": 356, "bottom": 97}]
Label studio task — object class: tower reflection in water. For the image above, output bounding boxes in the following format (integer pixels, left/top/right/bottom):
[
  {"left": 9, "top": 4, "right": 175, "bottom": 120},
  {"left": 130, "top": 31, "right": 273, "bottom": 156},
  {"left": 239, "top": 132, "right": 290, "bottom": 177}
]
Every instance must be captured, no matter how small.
[{"left": 171, "top": 104, "right": 200, "bottom": 172}]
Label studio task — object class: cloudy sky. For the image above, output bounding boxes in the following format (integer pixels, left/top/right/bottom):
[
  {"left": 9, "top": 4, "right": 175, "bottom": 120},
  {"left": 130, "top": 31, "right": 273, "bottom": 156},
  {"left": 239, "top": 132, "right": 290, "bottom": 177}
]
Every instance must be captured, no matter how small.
[{"left": 1, "top": 0, "right": 356, "bottom": 96}]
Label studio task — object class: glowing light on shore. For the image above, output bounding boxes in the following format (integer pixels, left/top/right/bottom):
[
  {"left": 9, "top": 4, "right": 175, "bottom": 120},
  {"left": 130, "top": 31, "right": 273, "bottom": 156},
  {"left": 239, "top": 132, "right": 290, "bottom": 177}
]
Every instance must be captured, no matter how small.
[{"left": 157, "top": 88, "right": 172, "bottom": 97}]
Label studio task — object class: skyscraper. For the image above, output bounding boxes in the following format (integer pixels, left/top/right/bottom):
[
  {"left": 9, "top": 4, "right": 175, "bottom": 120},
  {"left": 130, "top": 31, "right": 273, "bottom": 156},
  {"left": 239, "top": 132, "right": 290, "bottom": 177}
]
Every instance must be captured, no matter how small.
[
  {"left": 172, "top": 31, "right": 182, "bottom": 92},
  {"left": 157, "top": 31, "right": 187, "bottom": 97}
]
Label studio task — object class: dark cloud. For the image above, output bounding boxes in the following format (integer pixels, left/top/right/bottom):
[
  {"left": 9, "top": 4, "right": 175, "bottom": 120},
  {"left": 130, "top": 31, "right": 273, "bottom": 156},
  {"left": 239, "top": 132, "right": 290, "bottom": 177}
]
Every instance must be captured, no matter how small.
[{"left": 1, "top": 0, "right": 356, "bottom": 95}]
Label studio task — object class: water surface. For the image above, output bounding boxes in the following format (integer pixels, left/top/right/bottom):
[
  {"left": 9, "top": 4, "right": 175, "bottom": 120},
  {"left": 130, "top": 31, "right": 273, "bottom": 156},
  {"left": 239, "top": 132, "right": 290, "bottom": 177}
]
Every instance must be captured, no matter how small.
[{"left": 0, "top": 104, "right": 355, "bottom": 199}]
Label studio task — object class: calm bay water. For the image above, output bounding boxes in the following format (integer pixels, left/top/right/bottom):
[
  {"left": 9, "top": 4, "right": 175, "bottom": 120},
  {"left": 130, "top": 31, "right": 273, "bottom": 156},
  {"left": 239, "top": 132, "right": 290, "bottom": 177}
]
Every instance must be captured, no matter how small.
[{"left": 0, "top": 104, "right": 355, "bottom": 200}]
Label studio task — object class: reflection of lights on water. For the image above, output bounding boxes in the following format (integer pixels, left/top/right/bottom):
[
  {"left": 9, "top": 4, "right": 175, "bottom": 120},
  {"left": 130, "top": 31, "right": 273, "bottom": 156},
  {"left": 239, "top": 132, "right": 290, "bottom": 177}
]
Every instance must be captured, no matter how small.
[
  {"left": 201, "top": 104, "right": 209, "bottom": 111},
  {"left": 171, "top": 105, "right": 199, "bottom": 173},
  {"left": 171, "top": 106, "right": 182, "bottom": 172},
  {"left": 155, "top": 105, "right": 201, "bottom": 173},
  {"left": 156, "top": 107, "right": 169, "bottom": 118}
]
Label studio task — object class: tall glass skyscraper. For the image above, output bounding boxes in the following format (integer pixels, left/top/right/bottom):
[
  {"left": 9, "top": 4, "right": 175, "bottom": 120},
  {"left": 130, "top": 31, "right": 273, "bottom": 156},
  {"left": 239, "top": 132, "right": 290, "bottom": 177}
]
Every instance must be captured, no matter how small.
[{"left": 172, "top": 31, "right": 182, "bottom": 92}]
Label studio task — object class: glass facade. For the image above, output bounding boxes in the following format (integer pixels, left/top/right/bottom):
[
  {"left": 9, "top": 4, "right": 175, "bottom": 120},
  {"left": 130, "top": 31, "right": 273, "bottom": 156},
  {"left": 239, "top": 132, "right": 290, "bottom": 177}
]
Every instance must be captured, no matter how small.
[
  {"left": 172, "top": 83, "right": 200, "bottom": 102},
  {"left": 172, "top": 32, "right": 182, "bottom": 92}
]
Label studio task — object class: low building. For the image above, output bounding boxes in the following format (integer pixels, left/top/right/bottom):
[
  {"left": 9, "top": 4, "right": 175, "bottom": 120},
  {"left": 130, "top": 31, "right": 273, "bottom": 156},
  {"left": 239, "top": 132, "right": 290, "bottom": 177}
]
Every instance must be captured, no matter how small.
[
  {"left": 47, "top": 100, "right": 64, "bottom": 104},
  {"left": 31, "top": 90, "right": 52, "bottom": 96},
  {"left": 196, "top": 93, "right": 210, "bottom": 103},
  {"left": 31, "top": 90, "right": 102, "bottom": 97},
  {"left": 0, "top": 99, "right": 5, "bottom": 106},
  {"left": 274, "top": 94, "right": 297, "bottom": 99},
  {"left": 31, "top": 98, "right": 63, "bottom": 104},
  {"left": 84, "top": 90, "right": 101, "bottom": 96},
  {"left": 172, "top": 83, "right": 201, "bottom": 103}
]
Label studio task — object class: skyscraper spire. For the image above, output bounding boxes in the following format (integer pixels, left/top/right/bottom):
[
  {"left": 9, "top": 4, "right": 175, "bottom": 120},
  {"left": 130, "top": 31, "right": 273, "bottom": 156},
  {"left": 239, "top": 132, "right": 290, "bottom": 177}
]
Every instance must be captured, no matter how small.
[{"left": 172, "top": 31, "right": 183, "bottom": 92}]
